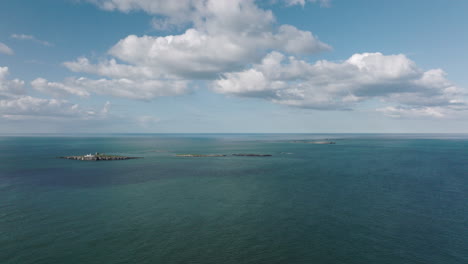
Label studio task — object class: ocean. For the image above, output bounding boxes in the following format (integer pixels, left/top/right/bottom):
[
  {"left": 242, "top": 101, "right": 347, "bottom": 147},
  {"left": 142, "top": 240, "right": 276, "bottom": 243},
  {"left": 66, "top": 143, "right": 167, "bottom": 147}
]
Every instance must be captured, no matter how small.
[{"left": 0, "top": 134, "right": 467, "bottom": 264}]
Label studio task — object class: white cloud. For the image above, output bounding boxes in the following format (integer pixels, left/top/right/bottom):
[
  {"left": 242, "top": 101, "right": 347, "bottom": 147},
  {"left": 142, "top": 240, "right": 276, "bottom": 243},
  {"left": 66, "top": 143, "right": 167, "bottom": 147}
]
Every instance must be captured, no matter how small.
[
  {"left": 150, "top": 17, "right": 181, "bottom": 31},
  {"left": 68, "top": 0, "right": 330, "bottom": 81},
  {"left": 0, "top": 67, "right": 25, "bottom": 96},
  {"left": 377, "top": 106, "right": 447, "bottom": 119},
  {"left": 10, "top": 34, "right": 53, "bottom": 47},
  {"left": 31, "top": 78, "right": 90, "bottom": 98},
  {"left": 0, "top": 96, "right": 94, "bottom": 120},
  {"left": 100, "top": 26, "right": 328, "bottom": 79},
  {"left": 283, "top": 0, "right": 331, "bottom": 7},
  {"left": 276, "top": 25, "right": 331, "bottom": 54},
  {"left": 0, "top": 91, "right": 111, "bottom": 121},
  {"left": 59, "top": 0, "right": 331, "bottom": 102},
  {"left": 214, "top": 52, "right": 467, "bottom": 116},
  {"left": 73, "top": 77, "right": 189, "bottom": 100},
  {"left": 88, "top": 0, "right": 273, "bottom": 32},
  {"left": 0, "top": 66, "right": 109, "bottom": 121},
  {"left": 88, "top": 0, "right": 197, "bottom": 18},
  {"left": 39, "top": 0, "right": 335, "bottom": 109},
  {"left": 0, "top": 95, "right": 112, "bottom": 121},
  {"left": 89, "top": 0, "right": 330, "bottom": 16},
  {"left": 65, "top": 0, "right": 465, "bottom": 120},
  {"left": 0, "top": 42, "right": 14, "bottom": 55},
  {"left": 64, "top": 57, "right": 161, "bottom": 79},
  {"left": 31, "top": 77, "right": 189, "bottom": 100}
]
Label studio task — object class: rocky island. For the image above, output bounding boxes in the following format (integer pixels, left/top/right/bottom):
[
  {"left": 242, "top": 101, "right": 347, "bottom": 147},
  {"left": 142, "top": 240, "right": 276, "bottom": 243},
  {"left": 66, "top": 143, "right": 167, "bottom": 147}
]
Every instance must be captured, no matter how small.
[
  {"left": 59, "top": 153, "right": 142, "bottom": 161},
  {"left": 232, "top": 154, "right": 272, "bottom": 157},
  {"left": 176, "top": 153, "right": 272, "bottom": 157},
  {"left": 176, "top": 154, "right": 227, "bottom": 157},
  {"left": 291, "top": 140, "right": 336, "bottom": 144},
  {"left": 309, "top": 141, "right": 336, "bottom": 144}
]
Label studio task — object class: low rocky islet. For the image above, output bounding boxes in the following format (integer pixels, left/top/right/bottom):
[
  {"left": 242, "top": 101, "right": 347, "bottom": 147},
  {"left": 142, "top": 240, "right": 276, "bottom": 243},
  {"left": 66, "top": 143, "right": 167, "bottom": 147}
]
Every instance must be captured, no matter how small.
[{"left": 59, "top": 153, "right": 142, "bottom": 161}]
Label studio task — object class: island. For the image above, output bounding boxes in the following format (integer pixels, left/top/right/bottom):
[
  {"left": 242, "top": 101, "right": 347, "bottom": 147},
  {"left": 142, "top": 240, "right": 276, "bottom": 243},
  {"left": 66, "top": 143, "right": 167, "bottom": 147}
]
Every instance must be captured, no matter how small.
[
  {"left": 59, "top": 153, "right": 142, "bottom": 161},
  {"left": 232, "top": 154, "right": 272, "bottom": 157},
  {"left": 291, "top": 140, "right": 336, "bottom": 144},
  {"left": 309, "top": 141, "right": 336, "bottom": 144},
  {"left": 176, "top": 154, "right": 227, "bottom": 157},
  {"left": 175, "top": 153, "right": 273, "bottom": 157}
]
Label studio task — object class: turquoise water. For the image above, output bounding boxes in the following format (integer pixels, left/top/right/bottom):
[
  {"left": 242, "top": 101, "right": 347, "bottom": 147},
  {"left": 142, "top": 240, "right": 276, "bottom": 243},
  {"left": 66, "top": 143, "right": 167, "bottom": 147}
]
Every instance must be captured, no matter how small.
[{"left": 0, "top": 134, "right": 467, "bottom": 264}]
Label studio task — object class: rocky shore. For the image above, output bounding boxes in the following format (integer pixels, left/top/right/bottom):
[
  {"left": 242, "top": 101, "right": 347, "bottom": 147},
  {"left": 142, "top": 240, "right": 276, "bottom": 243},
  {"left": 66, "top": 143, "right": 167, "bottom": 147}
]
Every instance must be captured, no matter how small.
[
  {"left": 176, "top": 153, "right": 272, "bottom": 157},
  {"left": 232, "top": 154, "right": 272, "bottom": 157},
  {"left": 59, "top": 153, "right": 142, "bottom": 161},
  {"left": 291, "top": 140, "right": 336, "bottom": 144},
  {"left": 176, "top": 154, "right": 227, "bottom": 157},
  {"left": 309, "top": 141, "right": 336, "bottom": 144}
]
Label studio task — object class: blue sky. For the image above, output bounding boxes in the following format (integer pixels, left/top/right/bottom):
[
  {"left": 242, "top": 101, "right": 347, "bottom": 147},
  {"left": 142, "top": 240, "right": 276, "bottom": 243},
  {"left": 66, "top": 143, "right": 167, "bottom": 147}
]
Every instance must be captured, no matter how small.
[{"left": 1, "top": 0, "right": 467, "bottom": 133}]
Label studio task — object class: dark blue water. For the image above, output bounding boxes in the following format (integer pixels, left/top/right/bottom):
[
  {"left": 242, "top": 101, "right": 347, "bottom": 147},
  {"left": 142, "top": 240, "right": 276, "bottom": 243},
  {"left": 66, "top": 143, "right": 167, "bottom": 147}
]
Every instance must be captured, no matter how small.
[{"left": 0, "top": 134, "right": 467, "bottom": 264}]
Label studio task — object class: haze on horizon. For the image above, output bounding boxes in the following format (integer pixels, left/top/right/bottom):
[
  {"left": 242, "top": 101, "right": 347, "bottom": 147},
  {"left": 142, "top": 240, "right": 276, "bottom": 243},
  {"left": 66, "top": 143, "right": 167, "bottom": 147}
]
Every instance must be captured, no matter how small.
[{"left": 1, "top": 0, "right": 467, "bottom": 133}]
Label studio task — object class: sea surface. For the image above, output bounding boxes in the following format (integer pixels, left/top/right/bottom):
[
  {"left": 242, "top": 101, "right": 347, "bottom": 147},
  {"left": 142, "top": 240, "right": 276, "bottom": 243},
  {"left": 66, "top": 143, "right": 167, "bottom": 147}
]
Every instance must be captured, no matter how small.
[{"left": 0, "top": 134, "right": 467, "bottom": 264}]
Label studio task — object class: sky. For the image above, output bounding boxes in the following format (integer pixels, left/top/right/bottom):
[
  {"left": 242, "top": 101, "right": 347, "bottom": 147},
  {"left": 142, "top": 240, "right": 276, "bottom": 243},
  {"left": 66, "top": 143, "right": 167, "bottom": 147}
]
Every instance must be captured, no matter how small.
[{"left": 1, "top": 0, "right": 468, "bottom": 133}]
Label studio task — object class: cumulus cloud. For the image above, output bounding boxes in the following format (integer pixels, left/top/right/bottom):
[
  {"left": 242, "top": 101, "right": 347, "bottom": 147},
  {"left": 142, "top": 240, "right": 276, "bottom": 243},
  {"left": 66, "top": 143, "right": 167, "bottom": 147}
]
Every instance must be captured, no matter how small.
[
  {"left": 0, "top": 96, "right": 103, "bottom": 120},
  {"left": 64, "top": 57, "right": 162, "bottom": 80},
  {"left": 377, "top": 106, "right": 446, "bottom": 119},
  {"left": 31, "top": 78, "right": 90, "bottom": 98},
  {"left": 0, "top": 93, "right": 111, "bottom": 121},
  {"left": 0, "top": 66, "right": 109, "bottom": 121},
  {"left": 10, "top": 34, "right": 53, "bottom": 47},
  {"left": 150, "top": 17, "right": 181, "bottom": 31},
  {"left": 32, "top": 77, "right": 188, "bottom": 100},
  {"left": 88, "top": 0, "right": 330, "bottom": 16},
  {"left": 67, "top": 0, "right": 330, "bottom": 82},
  {"left": 282, "top": 0, "right": 331, "bottom": 7},
  {"left": 214, "top": 52, "right": 467, "bottom": 115},
  {"left": 57, "top": 0, "right": 331, "bottom": 104},
  {"left": 0, "top": 42, "right": 14, "bottom": 55},
  {"left": 0, "top": 67, "right": 25, "bottom": 96},
  {"left": 99, "top": 26, "right": 329, "bottom": 79},
  {"left": 73, "top": 77, "right": 188, "bottom": 100},
  {"left": 88, "top": 0, "right": 274, "bottom": 33},
  {"left": 88, "top": 0, "right": 197, "bottom": 18},
  {"left": 64, "top": 0, "right": 465, "bottom": 120}
]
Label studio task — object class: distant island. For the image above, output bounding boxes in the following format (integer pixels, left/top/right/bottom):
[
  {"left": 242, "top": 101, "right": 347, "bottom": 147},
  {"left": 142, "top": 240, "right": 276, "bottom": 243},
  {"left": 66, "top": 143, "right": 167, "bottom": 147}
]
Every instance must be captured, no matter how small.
[
  {"left": 309, "top": 141, "right": 336, "bottom": 144},
  {"left": 59, "top": 153, "right": 142, "bottom": 161},
  {"left": 176, "top": 154, "right": 227, "bottom": 157},
  {"left": 176, "top": 153, "right": 272, "bottom": 157},
  {"left": 232, "top": 154, "right": 272, "bottom": 157},
  {"left": 291, "top": 140, "right": 336, "bottom": 144}
]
